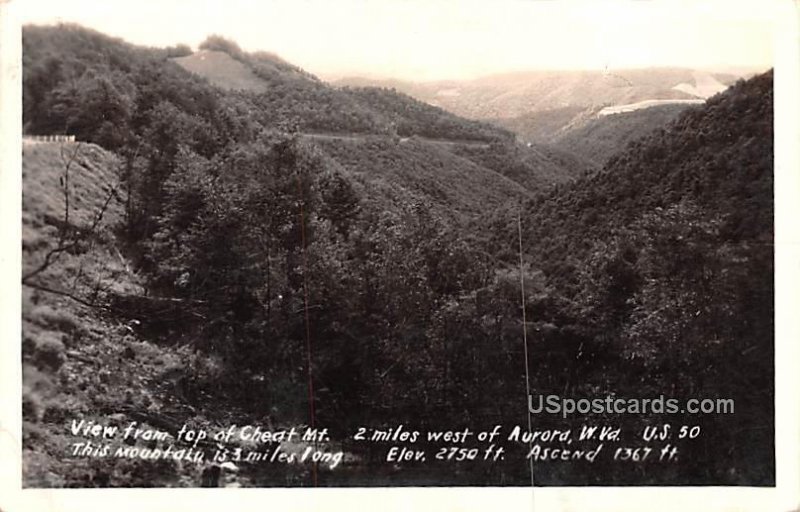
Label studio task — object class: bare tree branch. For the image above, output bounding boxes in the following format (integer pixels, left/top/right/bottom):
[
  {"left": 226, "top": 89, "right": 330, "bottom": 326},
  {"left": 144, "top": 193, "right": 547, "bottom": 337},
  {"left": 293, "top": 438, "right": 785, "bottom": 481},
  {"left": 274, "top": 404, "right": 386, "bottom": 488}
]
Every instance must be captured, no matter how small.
[
  {"left": 22, "top": 280, "right": 108, "bottom": 310},
  {"left": 22, "top": 142, "right": 122, "bottom": 284}
]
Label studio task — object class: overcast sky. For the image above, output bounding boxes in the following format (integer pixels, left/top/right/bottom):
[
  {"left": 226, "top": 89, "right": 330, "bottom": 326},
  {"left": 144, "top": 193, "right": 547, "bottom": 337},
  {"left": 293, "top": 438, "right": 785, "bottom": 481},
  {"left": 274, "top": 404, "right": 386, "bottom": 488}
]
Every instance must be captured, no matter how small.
[{"left": 18, "top": 0, "right": 775, "bottom": 81}]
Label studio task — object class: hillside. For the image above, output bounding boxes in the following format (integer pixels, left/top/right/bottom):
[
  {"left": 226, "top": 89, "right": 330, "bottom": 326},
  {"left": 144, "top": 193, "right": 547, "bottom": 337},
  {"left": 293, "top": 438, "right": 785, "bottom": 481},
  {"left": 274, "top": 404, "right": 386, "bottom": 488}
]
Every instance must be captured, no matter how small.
[
  {"left": 22, "top": 141, "right": 155, "bottom": 485},
  {"left": 449, "top": 139, "right": 590, "bottom": 189},
  {"left": 310, "top": 136, "right": 531, "bottom": 220},
  {"left": 484, "top": 70, "right": 774, "bottom": 484},
  {"left": 342, "top": 86, "right": 511, "bottom": 142},
  {"left": 21, "top": 141, "right": 324, "bottom": 487},
  {"left": 489, "top": 105, "right": 588, "bottom": 144},
  {"left": 549, "top": 103, "right": 697, "bottom": 165},
  {"left": 303, "top": 134, "right": 589, "bottom": 216},
  {"left": 512, "top": 71, "right": 772, "bottom": 268}
]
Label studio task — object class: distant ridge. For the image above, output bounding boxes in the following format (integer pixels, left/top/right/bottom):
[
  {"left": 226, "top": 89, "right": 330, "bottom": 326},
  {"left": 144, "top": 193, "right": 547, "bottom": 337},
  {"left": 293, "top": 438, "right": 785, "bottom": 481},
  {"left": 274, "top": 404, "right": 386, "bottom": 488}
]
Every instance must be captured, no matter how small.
[{"left": 332, "top": 68, "right": 744, "bottom": 120}]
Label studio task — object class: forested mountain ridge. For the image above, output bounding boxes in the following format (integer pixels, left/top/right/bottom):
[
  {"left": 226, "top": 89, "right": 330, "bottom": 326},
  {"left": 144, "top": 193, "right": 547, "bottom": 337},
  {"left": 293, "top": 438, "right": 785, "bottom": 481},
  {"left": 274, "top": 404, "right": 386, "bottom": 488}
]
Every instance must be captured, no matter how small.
[
  {"left": 23, "top": 23, "right": 507, "bottom": 144},
  {"left": 481, "top": 70, "right": 773, "bottom": 484},
  {"left": 23, "top": 24, "right": 587, "bottom": 212},
  {"left": 336, "top": 68, "right": 756, "bottom": 167},
  {"left": 510, "top": 70, "right": 773, "bottom": 273},
  {"left": 173, "top": 33, "right": 512, "bottom": 143}
]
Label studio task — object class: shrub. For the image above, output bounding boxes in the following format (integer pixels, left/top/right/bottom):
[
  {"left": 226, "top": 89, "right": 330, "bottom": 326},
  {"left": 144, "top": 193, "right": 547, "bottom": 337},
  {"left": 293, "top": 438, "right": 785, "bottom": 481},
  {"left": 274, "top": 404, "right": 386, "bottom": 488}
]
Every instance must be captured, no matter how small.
[
  {"left": 26, "top": 330, "right": 67, "bottom": 371},
  {"left": 28, "top": 304, "right": 84, "bottom": 335},
  {"left": 22, "top": 391, "right": 44, "bottom": 423}
]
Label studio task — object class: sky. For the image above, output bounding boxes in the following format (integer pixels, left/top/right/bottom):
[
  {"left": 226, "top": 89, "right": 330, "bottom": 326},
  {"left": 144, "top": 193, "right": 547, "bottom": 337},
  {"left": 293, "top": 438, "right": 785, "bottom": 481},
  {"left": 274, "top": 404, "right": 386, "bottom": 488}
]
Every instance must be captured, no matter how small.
[{"left": 17, "top": 0, "right": 776, "bottom": 82}]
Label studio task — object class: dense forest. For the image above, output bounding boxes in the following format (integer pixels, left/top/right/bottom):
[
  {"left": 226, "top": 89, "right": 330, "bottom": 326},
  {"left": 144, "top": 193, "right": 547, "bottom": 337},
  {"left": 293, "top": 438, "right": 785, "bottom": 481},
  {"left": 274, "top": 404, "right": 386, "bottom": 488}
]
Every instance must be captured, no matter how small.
[{"left": 21, "top": 24, "right": 773, "bottom": 487}]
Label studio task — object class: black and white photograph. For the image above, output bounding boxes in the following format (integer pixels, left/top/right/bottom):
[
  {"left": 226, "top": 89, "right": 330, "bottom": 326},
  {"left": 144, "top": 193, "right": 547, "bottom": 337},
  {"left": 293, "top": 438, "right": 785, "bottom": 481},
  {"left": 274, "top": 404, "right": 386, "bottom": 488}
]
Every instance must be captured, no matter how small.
[{"left": 1, "top": 0, "right": 799, "bottom": 509}]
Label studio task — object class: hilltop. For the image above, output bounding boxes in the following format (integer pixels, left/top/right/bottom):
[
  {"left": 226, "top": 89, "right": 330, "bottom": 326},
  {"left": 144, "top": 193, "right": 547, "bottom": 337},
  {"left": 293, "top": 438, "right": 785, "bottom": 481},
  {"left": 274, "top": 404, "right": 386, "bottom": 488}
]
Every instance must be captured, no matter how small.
[{"left": 173, "top": 50, "right": 271, "bottom": 92}]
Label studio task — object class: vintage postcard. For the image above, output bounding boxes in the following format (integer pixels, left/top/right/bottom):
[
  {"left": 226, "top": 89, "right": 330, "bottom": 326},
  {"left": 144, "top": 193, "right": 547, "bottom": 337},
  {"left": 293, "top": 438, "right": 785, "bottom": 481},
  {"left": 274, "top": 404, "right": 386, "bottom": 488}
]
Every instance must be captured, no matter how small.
[{"left": 1, "top": 0, "right": 798, "bottom": 510}]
